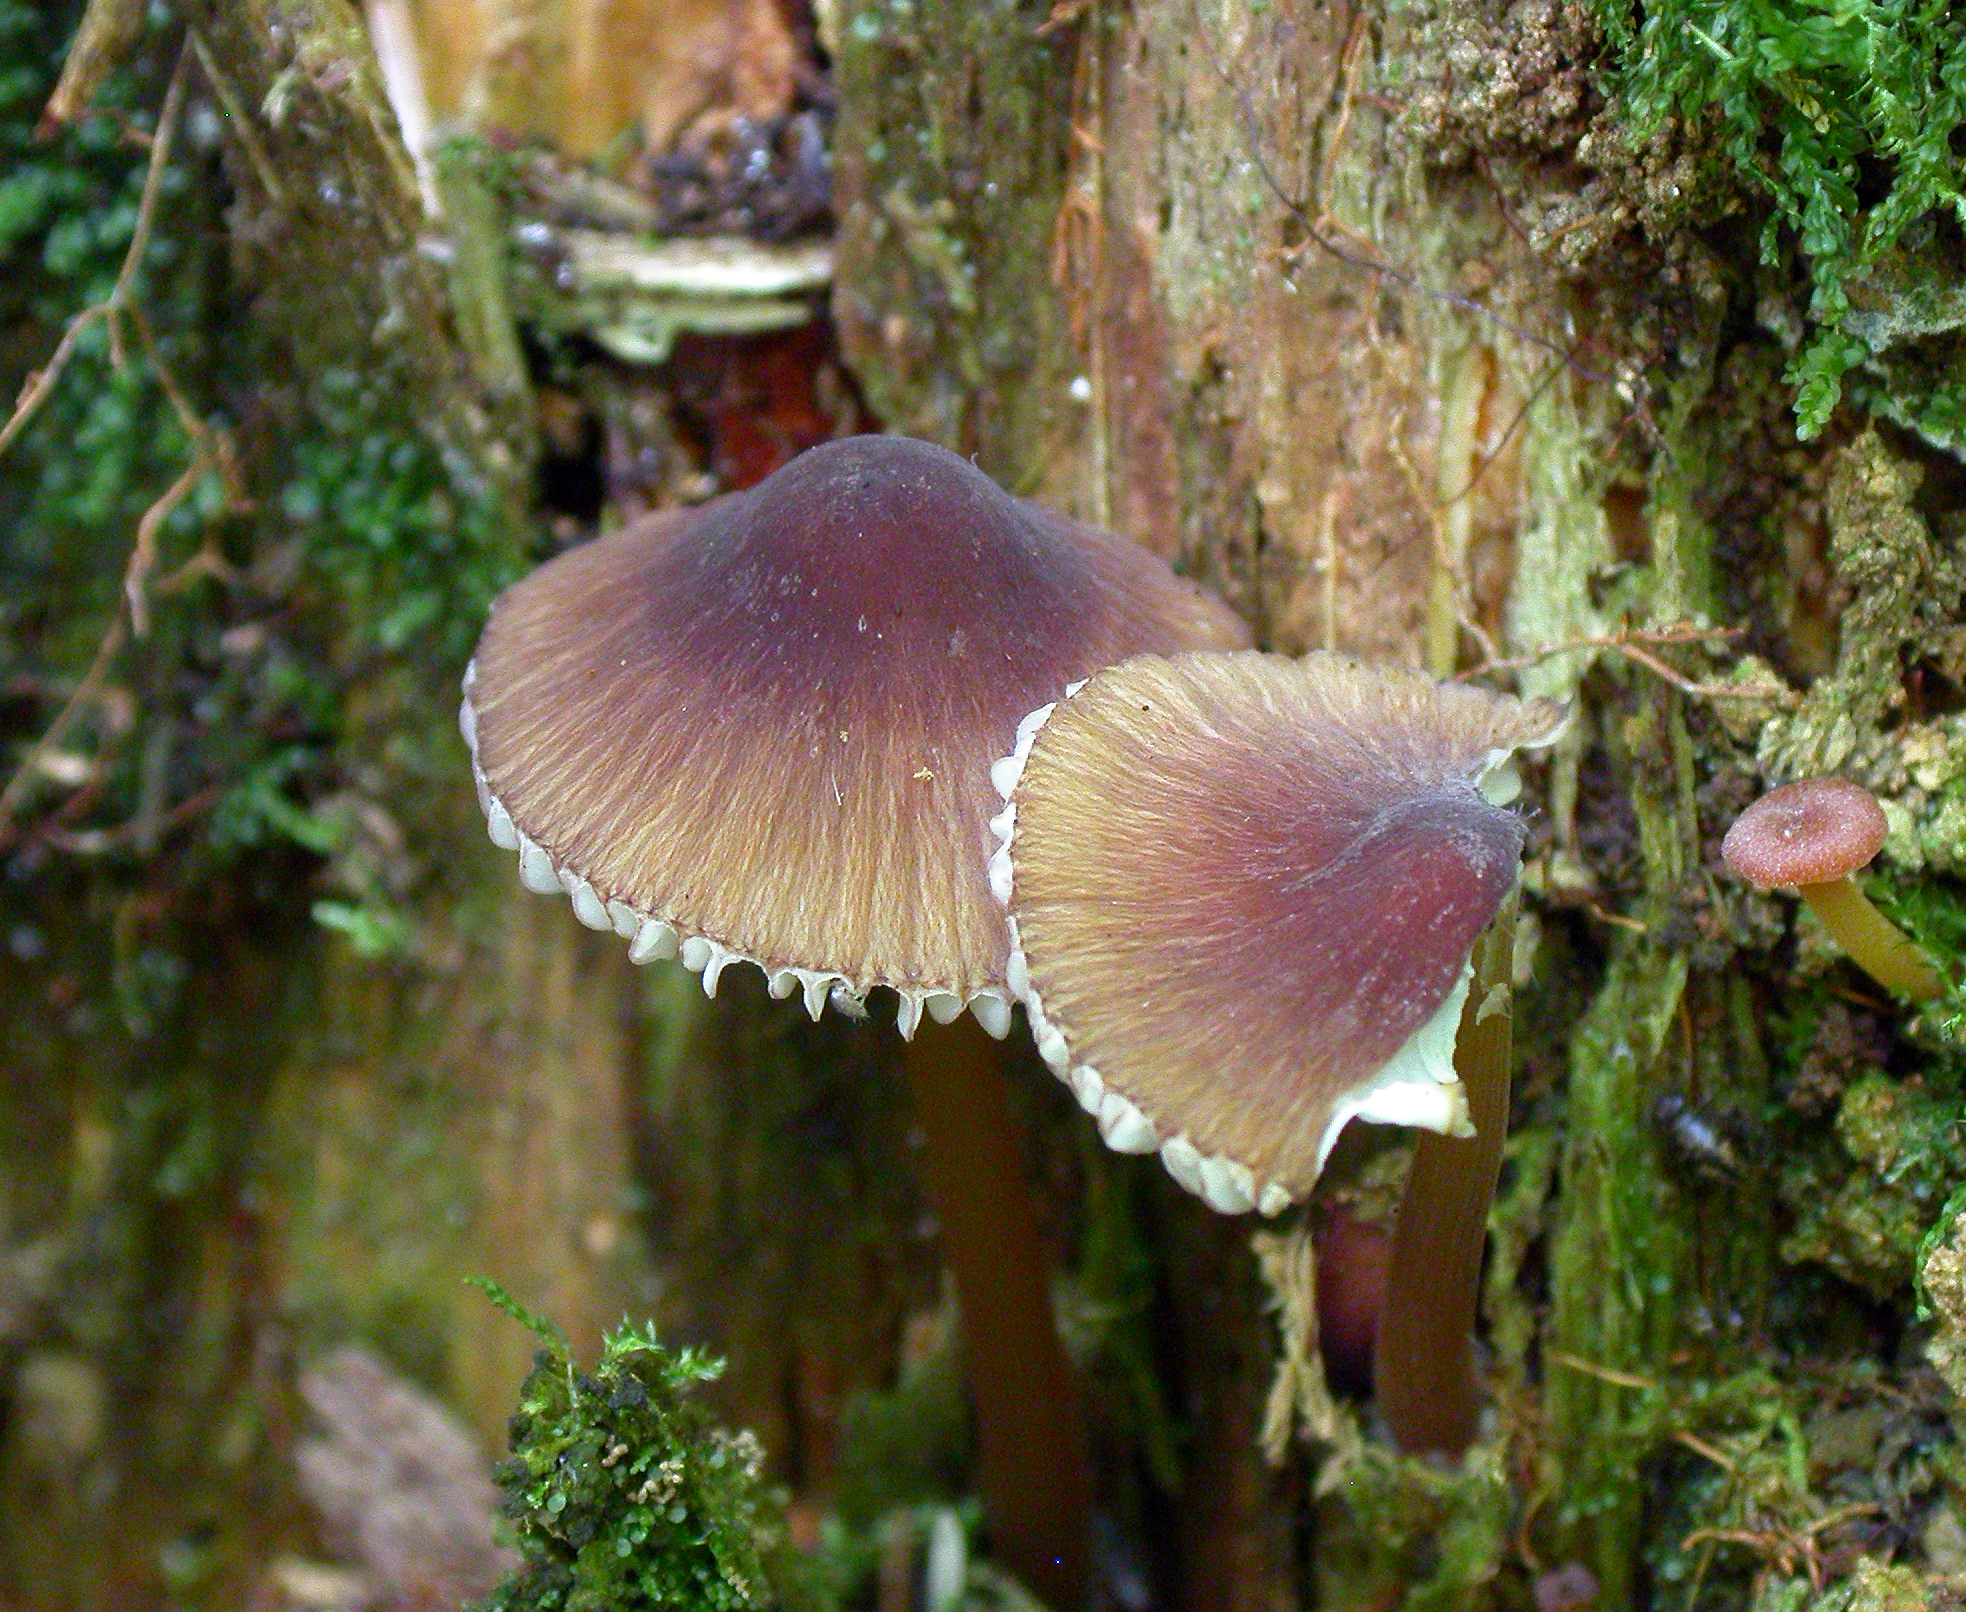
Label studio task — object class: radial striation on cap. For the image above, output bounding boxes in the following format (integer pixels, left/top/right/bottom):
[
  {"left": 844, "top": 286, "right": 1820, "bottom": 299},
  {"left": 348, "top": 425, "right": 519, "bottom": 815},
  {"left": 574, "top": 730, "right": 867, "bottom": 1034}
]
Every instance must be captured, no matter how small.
[
  {"left": 463, "top": 435, "right": 1249, "bottom": 1023},
  {"left": 1720, "top": 776, "right": 1888, "bottom": 889},
  {"left": 994, "top": 650, "right": 1565, "bottom": 1211}
]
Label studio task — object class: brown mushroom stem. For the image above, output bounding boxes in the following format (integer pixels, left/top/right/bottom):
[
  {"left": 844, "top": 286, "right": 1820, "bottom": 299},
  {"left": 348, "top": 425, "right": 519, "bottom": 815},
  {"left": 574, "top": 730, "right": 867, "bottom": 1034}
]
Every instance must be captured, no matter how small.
[
  {"left": 903, "top": 1014, "right": 1091, "bottom": 1608},
  {"left": 1373, "top": 901, "right": 1515, "bottom": 1458},
  {"left": 1798, "top": 877, "right": 1944, "bottom": 1001}
]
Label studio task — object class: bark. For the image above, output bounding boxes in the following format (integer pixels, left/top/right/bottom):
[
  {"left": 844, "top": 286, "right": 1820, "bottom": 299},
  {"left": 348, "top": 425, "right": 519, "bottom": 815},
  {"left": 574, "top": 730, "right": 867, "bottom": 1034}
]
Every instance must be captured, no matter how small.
[
  {"left": 832, "top": 2, "right": 1966, "bottom": 1609},
  {"left": 1, "top": 1, "right": 662, "bottom": 1602},
  {"left": 7, "top": 0, "right": 1966, "bottom": 1609},
  {"left": 4, "top": 6, "right": 915, "bottom": 1605}
]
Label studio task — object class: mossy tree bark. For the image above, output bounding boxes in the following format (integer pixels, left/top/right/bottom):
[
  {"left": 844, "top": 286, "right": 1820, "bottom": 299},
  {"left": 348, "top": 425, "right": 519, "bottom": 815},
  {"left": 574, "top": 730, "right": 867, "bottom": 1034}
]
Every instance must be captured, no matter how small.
[
  {"left": 9, "top": 0, "right": 1966, "bottom": 1608},
  {"left": 4, "top": 6, "right": 928, "bottom": 1608},
  {"left": 833, "top": 1, "right": 1966, "bottom": 1608},
  {"left": 1, "top": 2, "right": 667, "bottom": 1603}
]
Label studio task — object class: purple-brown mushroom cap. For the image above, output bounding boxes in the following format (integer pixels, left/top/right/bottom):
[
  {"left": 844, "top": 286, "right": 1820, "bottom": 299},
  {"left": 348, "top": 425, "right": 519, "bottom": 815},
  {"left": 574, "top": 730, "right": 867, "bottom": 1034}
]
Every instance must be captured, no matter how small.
[
  {"left": 1720, "top": 777, "right": 1888, "bottom": 890},
  {"left": 989, "top": 651, "right": 1565, "bottom": 1212},
  {"left": 461, "top": 435, "right": 1249, "bottom": 1034}
]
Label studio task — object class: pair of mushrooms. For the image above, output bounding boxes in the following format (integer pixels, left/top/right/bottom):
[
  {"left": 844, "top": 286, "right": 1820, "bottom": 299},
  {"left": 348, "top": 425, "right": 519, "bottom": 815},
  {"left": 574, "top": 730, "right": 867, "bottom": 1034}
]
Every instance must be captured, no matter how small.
[{"left": 460, "top": 436, "right": 1566, "bottom": 1596}]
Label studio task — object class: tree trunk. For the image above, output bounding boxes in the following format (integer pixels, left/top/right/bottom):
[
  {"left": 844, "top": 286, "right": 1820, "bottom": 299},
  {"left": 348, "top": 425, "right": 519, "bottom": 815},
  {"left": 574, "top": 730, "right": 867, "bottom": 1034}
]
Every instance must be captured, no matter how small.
[
  {"left": 7, "top": 0, "right": 1966, "bottom": 1608},
  {"left": 832, "top": 2, "right": 1966, "bottom": 1608}
]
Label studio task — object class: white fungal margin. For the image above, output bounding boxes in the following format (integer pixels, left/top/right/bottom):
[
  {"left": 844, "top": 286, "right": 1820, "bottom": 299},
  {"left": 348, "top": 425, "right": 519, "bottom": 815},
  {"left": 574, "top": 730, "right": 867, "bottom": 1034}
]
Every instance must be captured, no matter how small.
[
  {"left": 1477, "top": 759, "right": 1522, "bottom": 807},
  {"left": 1098, "top": 1089, "right": 1158, "bottom": 1153},
  {"left": 1317, "top": 962, "right": 1475, "bottom": 1166},
  {"left": 1003, "top": 846, "right": 1297, "bottom": 1219},
  {"left": 460, "top": 676, "right": 1012, "bottom": 1037},
  {"left": 629, "top": 916, "right": 680, "bottom": 964},
  {"left": 1067, "top": 1062, "right": 1104, "bottom": 1115},
  {"left": 1476, "top": 699, "right": 1572, "bottom": 804}
]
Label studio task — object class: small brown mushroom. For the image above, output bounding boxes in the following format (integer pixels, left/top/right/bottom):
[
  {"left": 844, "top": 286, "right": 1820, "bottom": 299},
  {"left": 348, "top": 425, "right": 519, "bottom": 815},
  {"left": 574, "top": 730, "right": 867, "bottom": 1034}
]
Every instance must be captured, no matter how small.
[
  {"left": 462, "top": 434, "right": 1249, "bottom": 1604},
  {"left": 1721, "top": 777, "right": 1942, "bottom": 1001},
  {"left": 991, "top": 649, "right": 1562, "bottom": 1456}
]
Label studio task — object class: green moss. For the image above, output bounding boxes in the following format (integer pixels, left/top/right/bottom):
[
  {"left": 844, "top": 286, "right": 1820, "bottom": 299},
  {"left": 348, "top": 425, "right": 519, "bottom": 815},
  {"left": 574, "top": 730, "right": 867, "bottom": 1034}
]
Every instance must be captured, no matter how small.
[
  {"left": 472, "top": 1283, "right": 785, "bottom": 1612},
  {"left": 0, "top": 7, "right": 556, "bottom": 1597},
  {"left": 1312, "top": 1445, "right": 1512, "bottom": 1612},
  {"left": 1757, "top": 429, "right": 1961, "bottom": 782},
  {"left": 1780, "top": 1072, "right": 1966, "bottom": 1296},
  {"left": 830, "top": 1305, "right": 970, "bottom": 1529},
  {"left": 1829, "top": 1559, "right": 1933, "bottom": 1612},
  {"left": 1918, "top": 1193, "right": 1966, "bottom": 1398},
  {"left": 0, "top": 0, "right": 537, "bottom": 963},
  {"left": 279, "top": 362, "right": 528, "bottom": 667},
  {"left": 1589, "top": 0, "right": 1966, "bottom": 437}
]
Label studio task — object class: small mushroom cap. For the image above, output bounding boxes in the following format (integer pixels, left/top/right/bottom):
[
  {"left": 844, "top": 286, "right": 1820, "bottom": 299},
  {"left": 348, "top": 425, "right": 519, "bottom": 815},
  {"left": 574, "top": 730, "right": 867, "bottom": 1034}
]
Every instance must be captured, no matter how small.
[
  {"left": 465, "top": 435, "right": 1249, "bottom": 1010},
  {"left": 1721, "top": 777, "right": 1888, "bottom": 888},
  {"left": 996, "top": 651, "right": 1564, "bottom": 1210}
]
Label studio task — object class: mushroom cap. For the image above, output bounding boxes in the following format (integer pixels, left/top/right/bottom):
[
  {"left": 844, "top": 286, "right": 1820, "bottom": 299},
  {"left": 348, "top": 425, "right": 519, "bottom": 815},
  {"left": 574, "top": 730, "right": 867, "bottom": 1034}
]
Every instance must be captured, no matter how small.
[
  {"left": 1721, "top": 777, "right": 1888, "bottom": 889},
  {"left": 463, "top": 435, "right": 1249, "bottom": 1027},
  {"left": 991, "top": 650, "right": 1565, "bottom": 1213}
]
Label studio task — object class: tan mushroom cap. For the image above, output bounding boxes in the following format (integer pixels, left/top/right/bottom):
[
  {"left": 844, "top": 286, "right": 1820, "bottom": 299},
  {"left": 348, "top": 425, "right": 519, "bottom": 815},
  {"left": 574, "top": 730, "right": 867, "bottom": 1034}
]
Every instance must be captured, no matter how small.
[
  {"left": 1721, "top": 777, "right": 1888, "bottom": 889},
  {"left": 991, "top": 651, "right": 1565, "bottom": 1213},
  {"left": 462, "top": 435, "right": 1249, "bottom": 1033}
]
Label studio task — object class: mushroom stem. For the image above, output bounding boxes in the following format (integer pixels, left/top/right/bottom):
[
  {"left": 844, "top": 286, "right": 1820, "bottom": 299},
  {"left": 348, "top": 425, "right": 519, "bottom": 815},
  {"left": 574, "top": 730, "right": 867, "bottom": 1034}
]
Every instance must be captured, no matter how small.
[
  {"left": 1798, "top": 877, "right": 1944, "bottom": 1001},
  {"left": 1372, "top": 901, "right": 1516, "bottom": 1458},
  {"left": 903, "top": 1015, "right": 1091, "bottom": 1608}
]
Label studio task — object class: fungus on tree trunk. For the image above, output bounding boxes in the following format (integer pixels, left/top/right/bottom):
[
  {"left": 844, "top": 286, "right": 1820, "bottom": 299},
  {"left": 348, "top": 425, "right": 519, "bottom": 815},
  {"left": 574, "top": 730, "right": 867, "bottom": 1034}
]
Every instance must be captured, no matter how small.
[
  {"left": 459, "top": 434, "right": 1249, "bottom": 1605},
  {"left": 989, "top": 650, "right": 1562, "bottom": 1455}
]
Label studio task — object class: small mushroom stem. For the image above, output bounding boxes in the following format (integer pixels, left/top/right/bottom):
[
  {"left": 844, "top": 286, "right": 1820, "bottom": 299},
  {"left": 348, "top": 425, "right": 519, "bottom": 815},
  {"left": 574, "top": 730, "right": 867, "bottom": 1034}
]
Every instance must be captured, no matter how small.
[
  {"left": 1373, "top": 901, "right": 1515, "bottom": 1458},
  {"left": 1797, "top": 877, "right": 1944, "bottom": 1001},
  {"left": 903, "top": 1015, "right": 1091, "bottom": 1608}
]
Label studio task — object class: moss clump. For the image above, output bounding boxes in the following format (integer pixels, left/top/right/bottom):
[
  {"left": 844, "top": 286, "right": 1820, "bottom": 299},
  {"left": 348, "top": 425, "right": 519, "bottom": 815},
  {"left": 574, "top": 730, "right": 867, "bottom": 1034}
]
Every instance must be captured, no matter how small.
[
  {"left": 1589, "top": 0, "right": 1966, "bottom": 437},
  {"left": 1919, "top": 1194, "right": 1966, "bottom": 1400},
  {"left": 1780, "top": 1557, "right": 1931, "bottom": 1611},
  {"left": 1311, "top": 1444, "right": 1513, "bottom": 1612},
  {"left": 1781, "top": 1070, "right": 1966, "bottom": 1296},
  {"left": 1756, "top": 429, "right": 1961, "bottom": 785},
  {"left": 472, "top": 1284, "right": 783, "bottom": 1612}
]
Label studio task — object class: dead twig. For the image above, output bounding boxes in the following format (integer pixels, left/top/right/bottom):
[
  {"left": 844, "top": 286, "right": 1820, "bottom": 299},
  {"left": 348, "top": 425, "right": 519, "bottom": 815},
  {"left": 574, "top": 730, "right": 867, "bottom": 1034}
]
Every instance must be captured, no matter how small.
[
  {"left": 0, "top": 305, "right": 111, "bottom": 462},
  {"left": 0, "top": 45, "right": 237, "bottom": 851},
  {"left": 1545, "top": 1349, "right": 1660, "bottom": 1392},
  {"left": 0, "top": 615, "right": 130, "bottom": 841},
  {"left": 1681, "top": 1503, "right": 1881, "bottom": 1593},
  {"left": 1683, "top": 1538, "right": 1717, "bottom": 1612},
  {"left": 37, "top": 782, "right": 224, "bottom": 856},
  {"left": 39, "top": 0, "right": 146, "bottom": 133},
  {"left": 187, "top": 29, "right": 286, "bottom": 205},
  {"left": 123, "top": 456, "right": 207, "bottom": 636},
  {"left": 1587, "top": 901, "right": 1649, "bottom": 934},
  {"left": 0, "top": 434, "right": 223, "bottom": 845},
  {"left": 0, "top": 41, "right": 188, "bottom": 461},
  {"left": 1672, "top": 1429, "right": 1737, "bottom": 1471},
  {"left": 107, "top": 41, "right": 189, "bottom": 370},
  {"left": 1461, "top": 624, "right": 1796, "bottom": 707}
]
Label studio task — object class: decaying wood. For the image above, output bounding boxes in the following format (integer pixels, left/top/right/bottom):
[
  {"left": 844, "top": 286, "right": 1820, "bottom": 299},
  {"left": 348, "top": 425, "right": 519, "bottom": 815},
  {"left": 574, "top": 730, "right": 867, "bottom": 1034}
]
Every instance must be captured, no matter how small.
[{"left": 10, "top": 0, "right": 1966, "bottom": 1608}]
